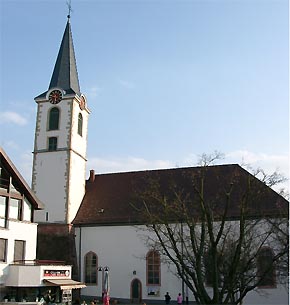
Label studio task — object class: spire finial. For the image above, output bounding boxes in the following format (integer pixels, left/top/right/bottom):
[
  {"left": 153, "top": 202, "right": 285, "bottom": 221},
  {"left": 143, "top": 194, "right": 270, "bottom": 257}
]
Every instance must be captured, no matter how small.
[
  {"left": 48, "top": 0, "right": 81, "bottom": 96},
  {"left": 66, "top": 0, "right": 73, "bottom": 19}
]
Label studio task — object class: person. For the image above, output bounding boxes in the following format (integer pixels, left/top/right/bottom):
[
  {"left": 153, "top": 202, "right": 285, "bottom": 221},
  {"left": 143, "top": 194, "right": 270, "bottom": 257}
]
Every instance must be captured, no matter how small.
[
  {"left": 165, "top": 292, "right": 171, "bottom": 304},
  {"left": 44, "top": 290, "right": 54, "bottom": 304},
  {"left": 177, "top": 293, "right": 182, "bottom": 305}
]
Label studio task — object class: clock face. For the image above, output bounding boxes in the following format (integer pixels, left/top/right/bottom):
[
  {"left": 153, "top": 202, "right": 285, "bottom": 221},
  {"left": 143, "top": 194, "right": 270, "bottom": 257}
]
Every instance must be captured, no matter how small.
[{"left": 49, "top": 90, "right": 63, "bottom": 104}]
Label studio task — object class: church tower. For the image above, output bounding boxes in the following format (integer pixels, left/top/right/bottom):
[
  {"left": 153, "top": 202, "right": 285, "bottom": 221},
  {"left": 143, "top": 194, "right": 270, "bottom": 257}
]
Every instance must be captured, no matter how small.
[{"left": 32, "top": 16, "right": 90, "bottom": 224}]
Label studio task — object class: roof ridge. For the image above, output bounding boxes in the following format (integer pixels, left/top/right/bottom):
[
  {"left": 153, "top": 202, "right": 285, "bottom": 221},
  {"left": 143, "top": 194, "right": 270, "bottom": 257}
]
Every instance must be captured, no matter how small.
[{"left": 91, "top": 163, "right": 240, "bottom": 178}]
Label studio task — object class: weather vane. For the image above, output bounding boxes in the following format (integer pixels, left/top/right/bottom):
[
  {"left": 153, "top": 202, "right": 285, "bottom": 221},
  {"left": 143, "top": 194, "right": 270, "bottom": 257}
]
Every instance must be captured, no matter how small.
[{"left": 66, "top": 0, "right": 73, "bottom": 19}]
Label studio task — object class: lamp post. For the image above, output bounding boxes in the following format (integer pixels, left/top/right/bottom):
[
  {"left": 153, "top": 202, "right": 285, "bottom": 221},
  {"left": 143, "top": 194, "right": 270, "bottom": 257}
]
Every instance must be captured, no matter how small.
[
  {"left": 98, "top": 266, "right": 110, "bottom": 295},
  {"left": 180, "top": 222, "right": 189, "bottom": 305},
  {"left": 181, "top": 221, "right": 185, "bottom": 304},
  {"left": 98, "top": 267, "right": 104, "bottom": 293}
]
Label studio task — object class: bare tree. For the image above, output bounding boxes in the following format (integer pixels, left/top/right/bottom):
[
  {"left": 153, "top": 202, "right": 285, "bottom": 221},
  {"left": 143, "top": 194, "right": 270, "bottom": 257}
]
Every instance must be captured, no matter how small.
[{"left": 133, "top": 152, "right": 289, "bottom": 305}]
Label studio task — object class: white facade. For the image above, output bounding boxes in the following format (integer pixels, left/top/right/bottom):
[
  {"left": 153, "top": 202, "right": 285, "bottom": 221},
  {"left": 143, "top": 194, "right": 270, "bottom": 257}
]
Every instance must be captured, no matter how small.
[
  {"left": 0, "top": 220, "right": 38, "bottom": 285},
  {"left": 32, "top": 94, "right": 89, "bottom": 224},
  {"left": 5, "top": 264, "right": 72, "bottom": 287},
  {"left": 0, "top": 147, "right": 85, "bottom": 302},
  {"left": 75, "top": 224, "right": 289, "bottom": 305}
]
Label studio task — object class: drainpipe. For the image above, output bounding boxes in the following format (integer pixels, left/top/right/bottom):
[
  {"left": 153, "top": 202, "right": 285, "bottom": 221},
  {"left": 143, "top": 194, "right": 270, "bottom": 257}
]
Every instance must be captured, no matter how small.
[{"left": 78, "top": 227, "right": 82, "bottom": 281}]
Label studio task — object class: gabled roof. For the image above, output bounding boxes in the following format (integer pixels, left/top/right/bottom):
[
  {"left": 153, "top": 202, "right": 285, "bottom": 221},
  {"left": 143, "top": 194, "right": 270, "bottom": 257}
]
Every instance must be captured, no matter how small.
[
  {"left": 0, "top": 147, "right": 44, "bottom": 210},
  {"left": 72, "top": 164, "right": 288, "bottom": 226},
  {"left": 35, "top": 17, "right": 80, "bottom": 99}
]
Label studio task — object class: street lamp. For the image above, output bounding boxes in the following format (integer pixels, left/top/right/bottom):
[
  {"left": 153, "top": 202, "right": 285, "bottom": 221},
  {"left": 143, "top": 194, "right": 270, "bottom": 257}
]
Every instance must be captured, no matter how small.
[
  {"left": 180, "top": 221, "right": 185, "bottom": 303},
  {"left": 98, "top": 266, "right": 110, "bottom": 294}
]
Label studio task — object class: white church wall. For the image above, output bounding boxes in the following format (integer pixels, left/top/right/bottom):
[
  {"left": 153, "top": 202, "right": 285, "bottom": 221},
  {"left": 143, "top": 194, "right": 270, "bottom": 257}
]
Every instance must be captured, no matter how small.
[
  {"left": 75, "top": 225, "right": 183, "bottom": 301},
  {"left": 67, "top": 152, "right": 86, "bottom": 223},
  {"left": 65, "top": 99, "right": 88, "bottom": 223},
  {"left": 34, "top": 101, "right": 71, "bottom": 150},
  {"left": 33, "top": 96, "right": 88, "bottom": 224},
  {"left": 243, "top": 285, "right": 289, "bottom": 305},
  {"left": 75, "top": 222, "right": 288, "bottom": 305},
  {"left": 203, "top": 283, "right": 288, "bottom": 305},
  {"left": 70, "top": 99, "right": 89, "bottom": 159},
  {"left": 34, "top": 151, "right": 68, "bottom": 222}
]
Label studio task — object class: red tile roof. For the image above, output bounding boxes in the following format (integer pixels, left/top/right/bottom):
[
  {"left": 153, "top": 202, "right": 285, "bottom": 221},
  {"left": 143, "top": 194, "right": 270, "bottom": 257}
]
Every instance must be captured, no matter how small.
[{"left": 72, "top": 164, "right": 288, "bottom": 226}]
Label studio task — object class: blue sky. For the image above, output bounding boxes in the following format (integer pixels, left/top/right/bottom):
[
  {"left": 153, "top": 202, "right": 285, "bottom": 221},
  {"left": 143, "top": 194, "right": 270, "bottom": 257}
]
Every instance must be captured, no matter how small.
[{"left": 0, "top": 0, "right": 289, "bottom": 191}]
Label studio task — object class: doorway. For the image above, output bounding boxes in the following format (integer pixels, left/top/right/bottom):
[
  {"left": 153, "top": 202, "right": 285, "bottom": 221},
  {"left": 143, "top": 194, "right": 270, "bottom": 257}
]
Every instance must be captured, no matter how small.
[{"left": 131, "top": 278, "right": 142, "bottom": 303}]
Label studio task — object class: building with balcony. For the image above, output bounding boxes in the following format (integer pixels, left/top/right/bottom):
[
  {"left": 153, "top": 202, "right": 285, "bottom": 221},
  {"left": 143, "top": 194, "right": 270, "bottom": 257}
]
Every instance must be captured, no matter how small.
[{"left": 0, "top": 147, "right": 85, "bottom": 304}]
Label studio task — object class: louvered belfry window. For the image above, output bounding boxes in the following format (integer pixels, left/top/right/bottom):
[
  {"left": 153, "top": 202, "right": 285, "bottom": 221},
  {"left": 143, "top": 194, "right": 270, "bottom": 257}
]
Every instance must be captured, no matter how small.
[
  {"left": 48, "top": 107, "right": 59, "bottom": 130},
  {"left": 49, "top": 107, "right": 60, "bottom": 130},
  {"left": 78, "top": 113, "right": 83, "bottom": 136}
]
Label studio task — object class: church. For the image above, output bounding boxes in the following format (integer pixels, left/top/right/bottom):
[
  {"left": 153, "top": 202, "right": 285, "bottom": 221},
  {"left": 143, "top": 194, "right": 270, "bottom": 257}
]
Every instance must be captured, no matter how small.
[{"left": 31, "top": 15, "right": 288, "bottom": 305}]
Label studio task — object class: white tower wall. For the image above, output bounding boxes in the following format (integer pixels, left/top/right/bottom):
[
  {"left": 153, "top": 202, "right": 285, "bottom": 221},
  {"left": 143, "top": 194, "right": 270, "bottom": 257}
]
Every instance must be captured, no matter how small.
[{"left": 32, "top": 95, "right": 89, "bottom": 224}]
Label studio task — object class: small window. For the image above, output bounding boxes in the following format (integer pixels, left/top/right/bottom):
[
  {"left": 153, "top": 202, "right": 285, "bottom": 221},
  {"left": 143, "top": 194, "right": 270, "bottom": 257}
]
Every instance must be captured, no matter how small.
[
  {"left": 48, "top": 137, "right": 57, "bottom": 151},
  {"left": 146, "top": 250, "right": 161, "bottom": 285},
  {"left": 10, "top": 180, "right": 21, "bottom": 195},
  {"left": 84, "top": 252, "right": 97, "bottom": 284},
  {"left": 14, "top": 240, "right": 26, "bottom": 263},
  {"left": 257, "top": 248, "right": 276, "bottom": 287},
  {"left": 0, "top": 167, "right": 9, "bottom": 190},
  {"left": 48, "top": 107, "right": 60, "bottom": 130},
  {"left": 78, "top": 113, "right": 83, "bottom": 136},
  {"left": 23, "top": 198, "right": 32, "bottom": 222},
  {"left": 0, "top": 196, "right": 7, "bottom": 227},
  {"left": 9, "top": 198, "right": 22, "bottom": 220},
  {"left": 0, "top": 239, "right": 7, "bottom": 262}
]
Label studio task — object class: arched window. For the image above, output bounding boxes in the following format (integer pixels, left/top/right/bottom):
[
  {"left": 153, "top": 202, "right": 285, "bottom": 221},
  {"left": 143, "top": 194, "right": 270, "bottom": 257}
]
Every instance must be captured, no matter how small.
[
  {"left": 84, "top": 251, "right": 97, "bottom": 284},
  {"left": 48, "top": 107, "right": 60, "bottom": 130},
  {"left": 78, "top": 113, "right": 83, "bottom": 136},
  {"left": 257, "top": 247, "right": 276, "bottom": 287},
  {"left": 146, "top": 250, "right": 160, "bottom": 285},
  {"left": 204, "top": 250, "right": 222, "bottom": 287},
  {"left": 204, "top": 251, "right": 214, "bottom": 286}
]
